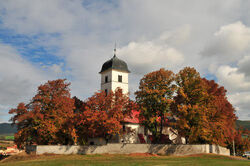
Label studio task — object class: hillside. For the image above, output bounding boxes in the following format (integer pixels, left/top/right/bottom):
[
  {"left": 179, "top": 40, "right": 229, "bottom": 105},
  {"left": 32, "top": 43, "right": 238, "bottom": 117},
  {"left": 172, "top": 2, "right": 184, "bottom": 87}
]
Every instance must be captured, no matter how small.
[
  {"left": 0, "top": 123, "right": 17, "bottom": 135},
  {"left": 236, "top": 120, "right": 250, "bottom": 130}
]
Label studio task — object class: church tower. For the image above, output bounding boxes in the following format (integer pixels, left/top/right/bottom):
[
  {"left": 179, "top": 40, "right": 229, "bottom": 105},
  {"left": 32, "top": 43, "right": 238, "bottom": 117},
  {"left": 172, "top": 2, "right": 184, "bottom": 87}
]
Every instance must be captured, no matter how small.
[{"left": 99, "top": 48, "right": 130, "bottom": 95}]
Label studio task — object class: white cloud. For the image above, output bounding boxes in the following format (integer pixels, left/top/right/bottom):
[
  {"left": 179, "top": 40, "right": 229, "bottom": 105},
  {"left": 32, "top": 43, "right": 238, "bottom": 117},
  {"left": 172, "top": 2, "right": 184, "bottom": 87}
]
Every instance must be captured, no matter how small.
[
  {"left": 228, "top": 92, "right": 250, "bottom": 120},
  {"left": 0, "top": 43, "right": 56, "bottom": 122},
  {"left": 0, "top": 44, "right": 42, "bottom": 104},
  {"left": 118, "top": 40, "right": 184, "bottom": 75},
  {"left": 211, "top": 64, "right": 250, "bottom": 120},
  {"left": 0, "top": 0, "right": 85, "bottom": 34},
  {"left": 203, "top": 22, "right": 250, "bottom": 120},
  {"left": 215, "top": 65, "right": 250, "bottom": 92},
  {"left": 202, "top": 22, "right": 250, "bottom": 62}
]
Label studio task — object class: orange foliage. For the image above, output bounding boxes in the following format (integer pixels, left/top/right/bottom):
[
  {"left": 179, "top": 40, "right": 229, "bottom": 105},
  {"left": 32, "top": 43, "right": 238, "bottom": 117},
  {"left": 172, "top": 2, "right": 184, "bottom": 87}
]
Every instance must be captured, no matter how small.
[
  {"left": 172, "top": 67, "right": 237, "bottom": 146},
  {"left": 76, "top": 88, "right": 137, "bottom": 143},
  {"left": 9, "top": 79, "right": 76, "bottom": 147}
]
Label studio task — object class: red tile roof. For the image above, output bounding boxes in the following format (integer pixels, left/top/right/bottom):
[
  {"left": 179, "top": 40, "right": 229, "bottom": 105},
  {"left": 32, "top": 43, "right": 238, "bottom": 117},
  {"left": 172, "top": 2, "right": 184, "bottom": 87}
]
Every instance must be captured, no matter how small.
[
  {"left": 123, "top": 110, "right": 171, "bottom": 125},
  {"left": 123, "top": 110, "right": 140, "bottom": 123}
]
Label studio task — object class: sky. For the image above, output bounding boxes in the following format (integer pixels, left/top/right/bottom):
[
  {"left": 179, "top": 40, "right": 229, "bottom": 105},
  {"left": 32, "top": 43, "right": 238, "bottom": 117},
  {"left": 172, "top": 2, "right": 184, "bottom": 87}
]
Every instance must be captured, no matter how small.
[{"left": 0, "top": 0, "right": 250, "bottom": 122}]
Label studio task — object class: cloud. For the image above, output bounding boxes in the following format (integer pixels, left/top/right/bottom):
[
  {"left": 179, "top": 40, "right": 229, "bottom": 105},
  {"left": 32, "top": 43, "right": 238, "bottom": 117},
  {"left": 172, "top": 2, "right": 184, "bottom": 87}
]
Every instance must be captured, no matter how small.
[
  {"left": 211, "top": 64, "right": 250, "bottom": 120},
  {"left": 0, "top": 43, "right": 57, "bottom": 122},
  {"left": 0, "top": 0, "right": 84, "bottom": 34},
  {"left": 203, "top": 22, "right": 250, "bottom": 120},
  {"left": 118, "top": 40, "right": 184, "bottom": 75},
  {"left": 214, "top": 65, "right": 250, "bottom": 92},
  {"left": 238, "top": 55, "right": 250, "bottom": 77},
  {"left": 228, "top": 92, "right": 250, "bottom": 120},
  {"left": 202, "top": 22, "right": 250, "bottom": 62},
  {"left": 0, "top": 43, "right": 43, "bottom": 104}
]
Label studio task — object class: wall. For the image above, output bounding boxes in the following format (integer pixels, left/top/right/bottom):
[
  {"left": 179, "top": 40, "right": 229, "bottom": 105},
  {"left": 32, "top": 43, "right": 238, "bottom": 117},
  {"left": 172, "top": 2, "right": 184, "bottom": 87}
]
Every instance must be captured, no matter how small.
[
  {"left": 111, "top": 70, "right": 129, "bottom": 94},
  {"left": 100, "top": 69, "right": 129, "bottom": 94},
  {"left": 100, "top": 69, "right": 112, "bottom": 93},
  {"left": 26, "top": 144, "right": 230, "bottom": 156},
  {"left": 121, "top": 123, "right": 144, "bottom": 143}
]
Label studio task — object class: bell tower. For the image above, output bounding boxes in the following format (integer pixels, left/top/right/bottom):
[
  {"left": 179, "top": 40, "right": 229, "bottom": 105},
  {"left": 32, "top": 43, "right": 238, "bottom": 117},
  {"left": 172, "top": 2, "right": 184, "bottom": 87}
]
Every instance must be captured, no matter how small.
[{"left": 99, "top": 47, "right": 130, "bottom": 95}]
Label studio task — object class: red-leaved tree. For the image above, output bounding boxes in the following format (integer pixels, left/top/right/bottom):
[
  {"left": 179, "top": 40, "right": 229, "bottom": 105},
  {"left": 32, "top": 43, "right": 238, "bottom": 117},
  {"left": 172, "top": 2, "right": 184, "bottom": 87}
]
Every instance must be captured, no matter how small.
[
  {"left": 76, "top": 88, "right": 137, "bottom": 144},
  {"left": 9, "top": 79, "right": 76, "bottom": 147},
  {"left": 203, "top": 78, "right": 237, "bottom": 146}
]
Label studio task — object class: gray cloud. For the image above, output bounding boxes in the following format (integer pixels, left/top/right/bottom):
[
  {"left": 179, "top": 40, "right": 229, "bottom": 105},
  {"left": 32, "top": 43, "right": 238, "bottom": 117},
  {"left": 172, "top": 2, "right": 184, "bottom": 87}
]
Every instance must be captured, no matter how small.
[
  {"left": 201, "top": 22, "right": 250, "bottom": 62},
  {"left": 238, "top": 55, "right": 250, "bottom": 77}
]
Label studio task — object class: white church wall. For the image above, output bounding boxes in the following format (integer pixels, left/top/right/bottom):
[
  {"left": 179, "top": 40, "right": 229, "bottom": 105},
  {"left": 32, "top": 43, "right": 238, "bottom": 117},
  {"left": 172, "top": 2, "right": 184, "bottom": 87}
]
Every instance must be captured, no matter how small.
[
  {"left": 100, "top": 69, "right": 112, "bottom": 91},
  {"left": 101, "top": 70, "right": 112, "bottom": 84},
  {"left": 101, "top": 82, "right": 111, "bottom": 93},
  {"left": 100, "top": 69, "right": 129, "bottom": 94},
  {"left": 120, "top": 124, "right": 146, "bottom": 143},
  {"left": 111, "top": 70, "right": 128, "bottom": 83},
  {"left": 111, "top": 70, "right": 129, "bottom": 94}
]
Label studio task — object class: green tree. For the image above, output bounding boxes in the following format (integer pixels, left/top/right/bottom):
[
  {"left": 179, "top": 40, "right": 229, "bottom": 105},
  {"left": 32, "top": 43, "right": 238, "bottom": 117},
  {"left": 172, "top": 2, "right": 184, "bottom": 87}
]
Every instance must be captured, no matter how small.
[
  {"left": 135, "top": 68, "right": 176, "bottom": 143},
  {"left": 172, "top": 67, "right": 211, "bottom": 144}
]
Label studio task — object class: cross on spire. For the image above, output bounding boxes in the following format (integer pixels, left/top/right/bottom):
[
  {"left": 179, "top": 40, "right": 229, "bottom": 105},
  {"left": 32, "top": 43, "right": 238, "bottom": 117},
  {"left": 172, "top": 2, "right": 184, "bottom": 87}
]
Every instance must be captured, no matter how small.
[{"left": 114, "top": 42, "right": 116, "bottom": 57}]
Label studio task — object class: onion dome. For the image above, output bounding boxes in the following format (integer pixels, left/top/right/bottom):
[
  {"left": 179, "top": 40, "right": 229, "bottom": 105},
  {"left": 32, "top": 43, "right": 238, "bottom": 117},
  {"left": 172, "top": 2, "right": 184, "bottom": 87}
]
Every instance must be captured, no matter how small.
[{"left": 100, "top": 55, "right": 130, "bottom": 73}]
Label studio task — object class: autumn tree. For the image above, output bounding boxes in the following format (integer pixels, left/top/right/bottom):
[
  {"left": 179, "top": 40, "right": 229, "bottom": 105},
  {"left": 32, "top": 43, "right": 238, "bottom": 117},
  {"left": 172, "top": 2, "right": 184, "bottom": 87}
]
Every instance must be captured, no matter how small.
[
  {"left": 73, "top": 96, "right": 86, "bottom": 113},
  {"left": 9, "top": 79, "right": 76, "bottom": 147},
  {"left": 76, "top": 88, "right": 136, "bottom": 144},
  {"left": 172, "top": 67, "right": 212, "bottom": 144},
  {"left": 202, "top": 78, "right": 237, "bottom": 146},
  {"left": 9, "top": 103, "right": 34, "bottom": 148},
  {"left": 231, "top": 128, "right": 250, "bottom": 155},
  {"left": 135, "top": 68, "right": 176, "bottom": 143}
]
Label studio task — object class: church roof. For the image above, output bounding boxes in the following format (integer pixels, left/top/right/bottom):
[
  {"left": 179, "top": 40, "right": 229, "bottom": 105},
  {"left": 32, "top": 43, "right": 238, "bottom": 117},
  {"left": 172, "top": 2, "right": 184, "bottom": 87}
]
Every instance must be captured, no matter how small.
[
  {"left": 123, "top": 110, "right": 140, "bottom": 124},
  {"left": 123, "top": 110, "right": 175, "bottom": 124},
  {"left": 99, "top": 55, "right": 130, "bottom": 73}
]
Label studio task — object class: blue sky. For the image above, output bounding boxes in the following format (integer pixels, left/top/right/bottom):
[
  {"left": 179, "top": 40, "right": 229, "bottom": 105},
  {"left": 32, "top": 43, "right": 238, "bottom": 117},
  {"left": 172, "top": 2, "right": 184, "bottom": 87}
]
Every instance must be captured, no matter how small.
[{"left": 0, "top": 0, "right": 250, "bottom": 122}]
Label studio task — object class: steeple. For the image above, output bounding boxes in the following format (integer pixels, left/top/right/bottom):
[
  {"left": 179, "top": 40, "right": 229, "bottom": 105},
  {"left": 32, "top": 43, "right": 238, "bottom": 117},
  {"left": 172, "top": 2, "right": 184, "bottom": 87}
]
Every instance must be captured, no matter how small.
[
  {"left": 99, "top": 46, "right": 130, "bottom": 95},
  {"left": 99, "top": 44, "right": 130, "bottom": 73}
]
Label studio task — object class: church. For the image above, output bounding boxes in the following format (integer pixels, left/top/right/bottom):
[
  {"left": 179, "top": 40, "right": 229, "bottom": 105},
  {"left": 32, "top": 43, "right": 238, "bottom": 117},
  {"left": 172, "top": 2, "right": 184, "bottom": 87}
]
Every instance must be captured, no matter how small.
[{"left": 88, "top": 49, "right": 185, "bottom": 145}]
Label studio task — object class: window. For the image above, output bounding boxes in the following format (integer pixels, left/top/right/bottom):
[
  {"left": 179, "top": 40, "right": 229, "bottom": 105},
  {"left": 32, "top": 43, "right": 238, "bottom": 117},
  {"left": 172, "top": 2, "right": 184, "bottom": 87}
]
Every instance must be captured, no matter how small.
[
  {"left": 118, "top": 75, "right": 122, "bottom": 82},
  {"left": 105, "top": 89, "right": 108, "bottom": 96},
  {"left": 105, "top": 76, "right": 108, "bottom": 83},
  {"left": 123, "top": 125, "right": 126, "bottom": 132}
]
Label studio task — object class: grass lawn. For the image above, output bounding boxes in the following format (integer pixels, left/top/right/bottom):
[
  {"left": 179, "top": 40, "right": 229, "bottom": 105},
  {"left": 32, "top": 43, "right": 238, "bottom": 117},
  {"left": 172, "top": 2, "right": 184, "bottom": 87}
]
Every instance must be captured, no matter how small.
[
  {"left": 0, "top": 134, "right": 14, "bottom": 141},
  {"left": 0, "top": 153, "right": 249, "bottom": 166}
]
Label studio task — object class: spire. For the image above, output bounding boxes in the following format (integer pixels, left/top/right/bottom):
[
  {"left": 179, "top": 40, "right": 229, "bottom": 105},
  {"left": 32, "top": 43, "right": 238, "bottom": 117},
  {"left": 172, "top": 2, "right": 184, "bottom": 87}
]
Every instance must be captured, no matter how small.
[{"left": 113, "top": 42, "right": 116, "bottom": 57}]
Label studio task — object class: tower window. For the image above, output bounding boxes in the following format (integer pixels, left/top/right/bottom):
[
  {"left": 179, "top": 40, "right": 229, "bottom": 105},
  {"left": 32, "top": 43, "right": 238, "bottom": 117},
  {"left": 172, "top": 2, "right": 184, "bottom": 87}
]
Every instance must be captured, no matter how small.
[
  {"left": 118, "top": 75, "right": 122, "bottom": 82},
  {"left": 105, "top": 76, "right": 108, "bottom": 83},
  {"left": 105, "top": 89, "right": 108, "bottom": 96}
]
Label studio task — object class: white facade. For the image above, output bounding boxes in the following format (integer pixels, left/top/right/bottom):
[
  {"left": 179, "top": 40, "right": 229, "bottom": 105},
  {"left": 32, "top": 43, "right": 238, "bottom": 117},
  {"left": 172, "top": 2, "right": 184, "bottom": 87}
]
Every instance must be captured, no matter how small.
[
  {"left": 100, "top": 69, "right": 129, "bottom": 94},
  {"left": 120, "top": 123, "right": 145, "bottom": 143}
]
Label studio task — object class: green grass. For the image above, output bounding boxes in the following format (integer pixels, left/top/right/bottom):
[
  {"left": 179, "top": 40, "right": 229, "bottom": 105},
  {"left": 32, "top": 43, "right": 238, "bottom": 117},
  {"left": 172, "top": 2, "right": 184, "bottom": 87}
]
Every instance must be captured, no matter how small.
[
  {"left": 0, "top": 154, "right": 249, "bottom": 166},
  {"left": 3, "top": 136, "right": 14, "bottom": 140},
  {"left": 0, "top": 134, "right": 14, "bottom": 141}
]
